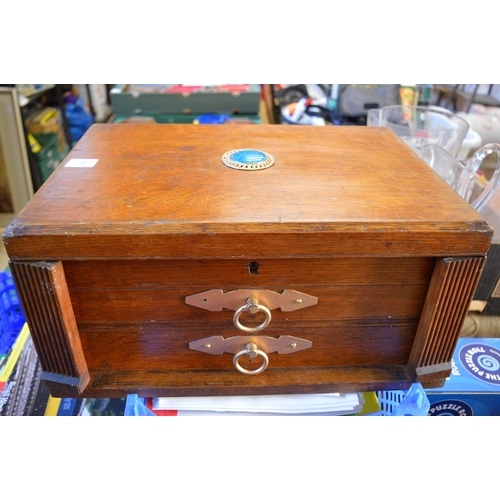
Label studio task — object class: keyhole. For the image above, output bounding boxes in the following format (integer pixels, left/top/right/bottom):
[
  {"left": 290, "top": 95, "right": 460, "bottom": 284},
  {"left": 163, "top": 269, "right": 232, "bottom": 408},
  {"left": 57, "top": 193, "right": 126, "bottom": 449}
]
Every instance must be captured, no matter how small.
[{"left": 248, "top": 261, "right": 259, "bottom": 275}]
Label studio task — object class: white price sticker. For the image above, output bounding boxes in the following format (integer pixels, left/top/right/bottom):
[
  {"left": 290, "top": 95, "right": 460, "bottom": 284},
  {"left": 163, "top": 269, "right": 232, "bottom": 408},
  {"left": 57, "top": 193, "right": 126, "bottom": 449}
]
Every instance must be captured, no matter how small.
[{"left": 65, "top": 159, "right": 99, "bottom": 168}]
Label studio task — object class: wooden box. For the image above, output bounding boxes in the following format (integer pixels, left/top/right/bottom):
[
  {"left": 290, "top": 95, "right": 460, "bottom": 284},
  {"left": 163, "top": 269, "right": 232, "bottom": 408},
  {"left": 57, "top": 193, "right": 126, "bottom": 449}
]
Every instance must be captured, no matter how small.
[{"left": 2, "top": 124, "right": 493, "bottom": 398}]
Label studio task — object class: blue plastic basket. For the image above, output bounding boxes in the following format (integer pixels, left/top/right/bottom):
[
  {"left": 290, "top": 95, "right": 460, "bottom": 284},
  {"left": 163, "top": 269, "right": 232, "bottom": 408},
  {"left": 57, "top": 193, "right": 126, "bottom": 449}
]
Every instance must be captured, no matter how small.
[
  {"left": 124, "top": 394, "right": 156, "bottom": 416},
  {"left": 376, "top": 383, "right": 430, "bottom": 416},
  {"left": 0, "top": 271, "right": 26, "bottom": 355}
]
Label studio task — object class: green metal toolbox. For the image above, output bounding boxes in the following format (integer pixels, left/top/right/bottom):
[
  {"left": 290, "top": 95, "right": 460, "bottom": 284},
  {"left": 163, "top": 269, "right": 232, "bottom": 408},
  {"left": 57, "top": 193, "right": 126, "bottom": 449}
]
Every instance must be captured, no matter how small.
[{"left": 110, "top": 84, "right": 262, "bottom": 116}]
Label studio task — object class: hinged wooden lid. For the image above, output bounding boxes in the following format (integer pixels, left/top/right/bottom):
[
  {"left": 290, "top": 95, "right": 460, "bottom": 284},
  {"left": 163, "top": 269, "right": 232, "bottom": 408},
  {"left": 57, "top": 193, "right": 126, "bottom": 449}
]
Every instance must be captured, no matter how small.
[{"left": 4, "top": 124, "right": 492, "bottom": 259}]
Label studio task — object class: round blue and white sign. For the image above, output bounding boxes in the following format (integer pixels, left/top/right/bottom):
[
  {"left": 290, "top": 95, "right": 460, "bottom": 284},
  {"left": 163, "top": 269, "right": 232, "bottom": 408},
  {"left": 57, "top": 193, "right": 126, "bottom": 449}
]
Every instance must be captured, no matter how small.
[
  {"left": 459, "top": 343, "right": 500, "bottom": 385},
  {"left": 428, "top": 399, "right": 473, "bottom": 416},
  {"left": 222, "top": 149, "right": 275, "bottom": 170}
]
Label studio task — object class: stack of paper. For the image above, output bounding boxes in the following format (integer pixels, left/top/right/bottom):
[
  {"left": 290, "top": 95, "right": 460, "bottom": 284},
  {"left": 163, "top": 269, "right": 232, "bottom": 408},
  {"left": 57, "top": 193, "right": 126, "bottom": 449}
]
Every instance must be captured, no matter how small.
[{"left": 153, "top": 392, "right": 364, "bottom": 416}]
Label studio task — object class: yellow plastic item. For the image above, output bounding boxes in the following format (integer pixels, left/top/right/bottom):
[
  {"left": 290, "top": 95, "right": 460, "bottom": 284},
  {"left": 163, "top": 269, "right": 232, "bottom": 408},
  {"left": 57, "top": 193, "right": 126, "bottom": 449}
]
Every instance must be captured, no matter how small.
[
  {"left": 28, "top": 132, "right": 42, "bottom": 153},
  {"left": 0, "top": 323, "right": 30, "bottom": 383},
  {"left": 355, "top": 392, "right": 381, "bottom": 415},
  {"left": 44, "top": 395, "right": 62, "bottom": 416},
  {"left": 38, "top": 107, "right": 56, "bottom": 124}
]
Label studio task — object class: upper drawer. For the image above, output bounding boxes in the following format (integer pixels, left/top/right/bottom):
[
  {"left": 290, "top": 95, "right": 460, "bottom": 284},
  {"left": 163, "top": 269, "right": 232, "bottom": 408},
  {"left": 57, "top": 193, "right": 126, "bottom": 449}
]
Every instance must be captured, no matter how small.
[{"left": 64, "top": 257, "right": 435, "bottom": 325}]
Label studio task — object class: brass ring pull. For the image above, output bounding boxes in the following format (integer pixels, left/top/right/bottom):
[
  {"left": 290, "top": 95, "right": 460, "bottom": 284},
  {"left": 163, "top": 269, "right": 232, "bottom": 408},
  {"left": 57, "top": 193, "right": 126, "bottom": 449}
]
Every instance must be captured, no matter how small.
[
  {"left": 233, "top": 342, "right": 269, "bottom": 375},
  {"left": 233, "top": 297, "right": 272, "bottom": 333}
]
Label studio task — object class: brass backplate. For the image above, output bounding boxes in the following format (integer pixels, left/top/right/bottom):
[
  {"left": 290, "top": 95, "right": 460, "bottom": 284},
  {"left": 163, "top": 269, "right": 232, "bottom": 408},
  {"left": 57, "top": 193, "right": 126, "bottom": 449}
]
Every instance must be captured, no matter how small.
[
  {"left": 185, "top": 289, "right": 318, "bottom": 312},
  {"left": 189, "top": 335, "right": 312, "bottom": 355}
]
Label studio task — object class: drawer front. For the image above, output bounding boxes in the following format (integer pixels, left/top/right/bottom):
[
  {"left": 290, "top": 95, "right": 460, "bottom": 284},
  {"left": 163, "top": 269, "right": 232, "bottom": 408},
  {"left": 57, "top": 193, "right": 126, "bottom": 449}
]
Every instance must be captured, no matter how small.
[{"left": 63, "top": 257, "right": 435, "bottom": 372}]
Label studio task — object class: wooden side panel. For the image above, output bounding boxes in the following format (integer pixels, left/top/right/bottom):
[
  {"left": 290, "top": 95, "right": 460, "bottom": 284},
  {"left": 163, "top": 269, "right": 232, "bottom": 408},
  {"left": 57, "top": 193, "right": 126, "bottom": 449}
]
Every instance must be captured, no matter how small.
[
  {"left": 408, "top": 257, "right": 486, "bottom": 385},
  {"left": 10, "top": 261, "right": 89, "bottom": 394}
]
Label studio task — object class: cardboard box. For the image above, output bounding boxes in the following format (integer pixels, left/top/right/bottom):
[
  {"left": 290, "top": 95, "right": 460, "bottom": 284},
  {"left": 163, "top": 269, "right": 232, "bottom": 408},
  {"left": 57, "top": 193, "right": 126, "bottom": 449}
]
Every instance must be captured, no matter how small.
[
  {"left": 426, "top": 338, "right": 500, "bottom": 415},
  {"left": 110, "top": 84, "right": 261, "bottom": 115},
  {"left": 25, "top": 107, "right": 67, "bottom": 155}
]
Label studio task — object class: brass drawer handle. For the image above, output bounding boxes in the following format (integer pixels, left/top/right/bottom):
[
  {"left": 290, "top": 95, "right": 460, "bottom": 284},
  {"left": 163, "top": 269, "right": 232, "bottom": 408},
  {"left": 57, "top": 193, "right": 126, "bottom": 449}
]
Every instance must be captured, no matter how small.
[
  {"left": 189, "top": 334, "right": 313, "bottom": 376},
  {"left": 233, "top": 342, "right": 269, "bottom": 375},
  {"left": 233, "top": 297, "right": 271, "bottom": 333}
]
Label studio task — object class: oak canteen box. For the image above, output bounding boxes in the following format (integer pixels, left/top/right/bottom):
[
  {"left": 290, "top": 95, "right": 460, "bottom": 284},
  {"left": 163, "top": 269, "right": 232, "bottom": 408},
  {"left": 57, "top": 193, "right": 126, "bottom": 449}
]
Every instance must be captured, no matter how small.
[{"left": 2, "top": 124, "right": 493, "bottom": 398}]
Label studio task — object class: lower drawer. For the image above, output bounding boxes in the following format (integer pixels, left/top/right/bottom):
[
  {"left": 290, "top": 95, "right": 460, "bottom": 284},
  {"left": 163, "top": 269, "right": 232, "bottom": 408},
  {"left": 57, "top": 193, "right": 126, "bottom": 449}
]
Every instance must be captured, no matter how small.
[{"left": 78, "top": 322, "right": 419, "bottom": 372}]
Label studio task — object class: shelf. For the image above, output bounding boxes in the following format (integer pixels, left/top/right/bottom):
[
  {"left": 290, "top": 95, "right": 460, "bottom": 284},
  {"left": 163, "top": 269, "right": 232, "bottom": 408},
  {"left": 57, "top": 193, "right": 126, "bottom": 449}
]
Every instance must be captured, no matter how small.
[{"left": 17, "top": 85, "right": 55, "bottom": 107}]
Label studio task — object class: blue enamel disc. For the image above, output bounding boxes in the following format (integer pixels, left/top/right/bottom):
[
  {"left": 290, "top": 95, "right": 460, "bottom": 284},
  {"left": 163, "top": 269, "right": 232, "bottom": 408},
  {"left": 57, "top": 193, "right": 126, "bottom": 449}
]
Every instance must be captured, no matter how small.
[
  {"left": 230, "top": 150, "right": 266, "bottom": 164},
  {"left": 221, "top": 149, "right": 275, "bottom": 170}
]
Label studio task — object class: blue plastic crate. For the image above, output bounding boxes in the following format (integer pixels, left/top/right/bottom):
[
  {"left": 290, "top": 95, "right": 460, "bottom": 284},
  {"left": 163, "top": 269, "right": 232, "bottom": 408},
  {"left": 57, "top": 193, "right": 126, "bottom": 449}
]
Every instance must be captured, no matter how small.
[
  {"left": 376, "top": 383, "right": 430, "bottom": 416},
  {"left": 124, "top": 394, "right": 156, "bottom": 416},
  {"left": 0, "top": 271, "right": 26, "bottom": 355}
]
